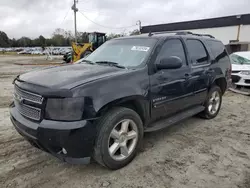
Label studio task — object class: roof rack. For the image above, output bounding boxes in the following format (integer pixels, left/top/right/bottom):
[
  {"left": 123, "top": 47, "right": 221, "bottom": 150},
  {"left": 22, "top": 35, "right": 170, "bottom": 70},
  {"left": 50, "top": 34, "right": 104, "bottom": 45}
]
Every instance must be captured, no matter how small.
[
  {"left": 180, "top": 32, "right": 215, "bottom": 38},
  {"left": 148, "top": 31, "right": 215, "bottom": 38}
]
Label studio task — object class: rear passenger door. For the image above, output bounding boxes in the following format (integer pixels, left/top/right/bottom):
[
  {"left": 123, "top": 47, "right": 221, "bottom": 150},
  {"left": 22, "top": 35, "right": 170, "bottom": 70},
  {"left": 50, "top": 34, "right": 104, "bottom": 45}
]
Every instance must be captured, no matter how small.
[{"left": 185, "top": 39, "right": 211, "bottom": 105}]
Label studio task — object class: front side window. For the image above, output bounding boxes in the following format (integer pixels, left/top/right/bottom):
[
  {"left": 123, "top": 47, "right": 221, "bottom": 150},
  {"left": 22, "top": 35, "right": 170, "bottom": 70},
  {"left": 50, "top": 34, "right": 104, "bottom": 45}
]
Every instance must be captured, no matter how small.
[
  {"left": 82, "top": 38, "right": 157, "bottom": 68},
  {"left": 157, "top": 39, "right": 187, "bottom": 66},
  {"left": 186, "top": 39, "right": 209, "bottom": 65}
]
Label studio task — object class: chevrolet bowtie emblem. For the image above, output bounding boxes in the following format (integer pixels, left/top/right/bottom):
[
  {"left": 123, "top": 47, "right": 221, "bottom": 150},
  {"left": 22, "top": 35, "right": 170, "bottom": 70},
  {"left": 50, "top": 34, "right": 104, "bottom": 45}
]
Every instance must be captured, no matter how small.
[{"left": 14, "top": 93, "right": 24, "bottom": 103}]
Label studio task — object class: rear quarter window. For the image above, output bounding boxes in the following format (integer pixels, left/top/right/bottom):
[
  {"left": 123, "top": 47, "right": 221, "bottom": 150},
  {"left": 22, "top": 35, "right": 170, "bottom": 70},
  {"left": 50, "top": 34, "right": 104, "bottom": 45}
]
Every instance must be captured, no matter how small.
[{"left": 206, "top": 40, "right": 229, "bottom": 63}]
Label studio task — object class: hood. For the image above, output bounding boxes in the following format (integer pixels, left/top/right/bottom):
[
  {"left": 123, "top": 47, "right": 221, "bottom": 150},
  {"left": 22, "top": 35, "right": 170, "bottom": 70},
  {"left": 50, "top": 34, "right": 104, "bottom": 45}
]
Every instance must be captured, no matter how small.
[
  {"left": 19, "top": 63, "right": 126, "bottom": 89},
  {"left": 232, "top": 64, "right": 250, "bottom": 71}
]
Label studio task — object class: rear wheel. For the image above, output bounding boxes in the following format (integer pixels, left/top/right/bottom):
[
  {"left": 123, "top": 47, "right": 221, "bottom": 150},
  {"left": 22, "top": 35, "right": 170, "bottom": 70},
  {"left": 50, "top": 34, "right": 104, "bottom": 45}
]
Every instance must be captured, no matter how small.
[
  {"left": 93, "top": 107, "right": 143, "bottom": 170},
  {"left": 200, "top": 86, "right": 222, "bottom": 119}
]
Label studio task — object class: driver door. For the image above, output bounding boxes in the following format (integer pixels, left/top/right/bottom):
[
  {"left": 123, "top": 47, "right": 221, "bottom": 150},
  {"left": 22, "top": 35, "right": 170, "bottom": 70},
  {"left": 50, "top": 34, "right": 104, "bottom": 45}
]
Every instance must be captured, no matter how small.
[{"left": 150, "top": 38, "right": 194, "bottom": 120}]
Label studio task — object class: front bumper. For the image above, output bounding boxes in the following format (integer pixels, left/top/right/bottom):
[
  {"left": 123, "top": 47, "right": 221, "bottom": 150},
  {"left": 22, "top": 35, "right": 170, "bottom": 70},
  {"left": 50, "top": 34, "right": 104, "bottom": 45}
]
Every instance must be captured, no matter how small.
[
  {"left": 231, "top": 73, "right": 250, "bottom": 86},
  {"left": 10, "top": 106, "right": 97, "bottom": 164}
]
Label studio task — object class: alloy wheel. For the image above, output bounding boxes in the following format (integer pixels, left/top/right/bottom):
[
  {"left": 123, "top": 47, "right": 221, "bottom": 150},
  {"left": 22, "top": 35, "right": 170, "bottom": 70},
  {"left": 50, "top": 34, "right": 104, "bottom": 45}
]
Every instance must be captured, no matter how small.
[
  {"left": 208, "top": 91, "right": 220, "bottom": 115},
  {"left": 108, "top": 119, "right": 138, "bottom": 161}
]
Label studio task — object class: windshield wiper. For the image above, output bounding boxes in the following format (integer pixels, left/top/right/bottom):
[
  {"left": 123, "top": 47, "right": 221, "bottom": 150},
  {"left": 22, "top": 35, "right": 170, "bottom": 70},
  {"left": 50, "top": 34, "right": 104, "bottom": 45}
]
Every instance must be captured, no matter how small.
[
  {"left": 95, "top": 61, "right": 126, "bottom": 69},
  {"left": 78, "top": 59, "right": 95, "bottom": 64}
]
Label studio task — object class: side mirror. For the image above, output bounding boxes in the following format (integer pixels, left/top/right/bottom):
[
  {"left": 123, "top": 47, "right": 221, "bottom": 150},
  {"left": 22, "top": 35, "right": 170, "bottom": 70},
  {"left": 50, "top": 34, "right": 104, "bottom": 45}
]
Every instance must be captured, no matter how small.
[{"left": 156, "top": 56, "right": 183, "bottom": 70}]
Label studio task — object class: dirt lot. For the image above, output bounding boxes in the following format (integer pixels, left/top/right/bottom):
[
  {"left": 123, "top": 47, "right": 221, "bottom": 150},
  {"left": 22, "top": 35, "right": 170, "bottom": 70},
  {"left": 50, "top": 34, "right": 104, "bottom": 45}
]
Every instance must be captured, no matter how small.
[{"left": 1, "top": 55, "right": 250, "bottom": 188}]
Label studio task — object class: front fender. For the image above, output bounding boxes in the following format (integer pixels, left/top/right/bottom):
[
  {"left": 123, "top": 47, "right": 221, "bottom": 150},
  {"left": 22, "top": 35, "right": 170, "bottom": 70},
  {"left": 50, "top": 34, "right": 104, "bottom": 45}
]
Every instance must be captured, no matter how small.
[{"left": 72, "top": 68, "right": 150, "bottom": 119}]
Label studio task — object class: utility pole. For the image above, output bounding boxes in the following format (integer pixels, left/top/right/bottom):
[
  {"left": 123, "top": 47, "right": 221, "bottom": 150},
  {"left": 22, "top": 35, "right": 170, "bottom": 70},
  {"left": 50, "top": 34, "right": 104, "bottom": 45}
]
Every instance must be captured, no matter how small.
[
  {"left": 236, "top": 25, "right": 241, "bottom": 41},
  {"left": 72, "top": 0, "right": 78, "bottom": 42},
  {"left": 137, "top": 20, "right": 142, "bottom": 34}
]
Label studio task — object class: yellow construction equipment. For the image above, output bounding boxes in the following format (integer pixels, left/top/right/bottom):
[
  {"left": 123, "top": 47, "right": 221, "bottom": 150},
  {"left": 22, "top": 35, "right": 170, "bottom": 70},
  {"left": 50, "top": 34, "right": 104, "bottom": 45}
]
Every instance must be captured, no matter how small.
[{"left": 64, "top": 32, "right": 106, "bottom": 63}]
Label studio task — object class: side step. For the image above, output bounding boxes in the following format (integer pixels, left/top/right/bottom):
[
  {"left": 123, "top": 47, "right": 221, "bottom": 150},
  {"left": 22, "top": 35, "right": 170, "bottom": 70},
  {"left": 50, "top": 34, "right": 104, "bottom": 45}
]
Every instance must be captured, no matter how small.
[{"left": 144, "top": 106, "right": 205, "bottom": 132}]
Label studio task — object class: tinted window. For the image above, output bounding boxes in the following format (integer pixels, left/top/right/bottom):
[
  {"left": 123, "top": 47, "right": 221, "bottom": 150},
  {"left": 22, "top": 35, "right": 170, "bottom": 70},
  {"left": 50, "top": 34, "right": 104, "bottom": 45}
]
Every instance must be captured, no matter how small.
[
  {"left": 186, "top": 39, "right": 209, "bottom": 65},
  {"left": 157, "top": 39, "right": 187, "bottom": 66},
  {"left": 206, "top": 40, "right": 229, "bottom": 63}
]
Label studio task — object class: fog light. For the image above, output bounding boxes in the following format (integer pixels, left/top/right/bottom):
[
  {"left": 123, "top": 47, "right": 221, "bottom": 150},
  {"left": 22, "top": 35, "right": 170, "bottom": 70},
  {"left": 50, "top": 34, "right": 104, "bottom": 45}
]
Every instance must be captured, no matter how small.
[{"left": 62, "top": 148, "right": 67, "bottom": 154}]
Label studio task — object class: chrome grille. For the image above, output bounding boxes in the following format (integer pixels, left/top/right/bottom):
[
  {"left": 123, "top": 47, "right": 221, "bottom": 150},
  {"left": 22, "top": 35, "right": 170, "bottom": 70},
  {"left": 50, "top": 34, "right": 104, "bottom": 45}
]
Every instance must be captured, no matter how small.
[
  {"left": 15, "top": 102, "right": 41, "bottom": 121},
  {"left": 14, "top": 85, "right": 43, "bottom": 104},
  {"left": 13, "top": 85, "right": 43, "bottom": 121}
]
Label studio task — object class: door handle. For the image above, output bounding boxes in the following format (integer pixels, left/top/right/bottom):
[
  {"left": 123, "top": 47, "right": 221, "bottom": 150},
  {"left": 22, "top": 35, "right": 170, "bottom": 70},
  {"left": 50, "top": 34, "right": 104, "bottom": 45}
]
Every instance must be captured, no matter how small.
[{"left": 184, "top": 73, "right": 191, "bottom": 79}]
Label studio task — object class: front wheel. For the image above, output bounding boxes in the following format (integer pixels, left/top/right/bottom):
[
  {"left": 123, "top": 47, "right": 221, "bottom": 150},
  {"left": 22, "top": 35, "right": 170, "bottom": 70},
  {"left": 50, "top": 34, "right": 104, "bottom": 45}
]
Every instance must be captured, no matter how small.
[
  {"left": 93, "top": 107, "right": 143, "bottom": 170},
  {"left": 200, "top": 86, "right": 222, "bottom": 119}
]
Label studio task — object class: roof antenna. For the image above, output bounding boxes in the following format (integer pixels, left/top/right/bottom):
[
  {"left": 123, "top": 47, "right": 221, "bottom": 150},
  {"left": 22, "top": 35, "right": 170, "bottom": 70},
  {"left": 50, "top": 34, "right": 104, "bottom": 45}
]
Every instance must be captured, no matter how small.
[{"left": 148, "top": 31, "right": 153, "bottom": 37}]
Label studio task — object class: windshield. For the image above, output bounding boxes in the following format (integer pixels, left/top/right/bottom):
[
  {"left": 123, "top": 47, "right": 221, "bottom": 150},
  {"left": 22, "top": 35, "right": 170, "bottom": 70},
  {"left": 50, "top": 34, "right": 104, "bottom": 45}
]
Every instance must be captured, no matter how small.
[
  {"left": 81, "top": 38, "right": 157, "bottom": 68},
  {"left": 230, "top": 54, "right": 250, "bottom": 65}
]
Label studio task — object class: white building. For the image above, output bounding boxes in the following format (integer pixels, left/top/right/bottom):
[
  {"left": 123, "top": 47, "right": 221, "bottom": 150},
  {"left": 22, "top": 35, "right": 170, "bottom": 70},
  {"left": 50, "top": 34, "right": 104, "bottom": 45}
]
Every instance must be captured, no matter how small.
[{"left": 141, "top": 14, "right": 250, "bottom": 53}]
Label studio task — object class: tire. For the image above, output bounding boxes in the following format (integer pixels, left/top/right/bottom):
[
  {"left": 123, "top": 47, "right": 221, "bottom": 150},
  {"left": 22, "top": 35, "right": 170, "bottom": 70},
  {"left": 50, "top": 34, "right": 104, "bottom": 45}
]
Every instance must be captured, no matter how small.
[
  {"left": 200, "top": 86, "right": 222, "bottom": 119},
  {"left": 80, "top": 50, "right": 92, "bottom": 59},
  {"left": 93, "top": 107, "right": 143, "bottom": 170},
  {"left": 63, "top": 53, "right": 72, "bottom": 63},
  {"left": 66, "top": 56, "right": 71, "bottom": 63}
]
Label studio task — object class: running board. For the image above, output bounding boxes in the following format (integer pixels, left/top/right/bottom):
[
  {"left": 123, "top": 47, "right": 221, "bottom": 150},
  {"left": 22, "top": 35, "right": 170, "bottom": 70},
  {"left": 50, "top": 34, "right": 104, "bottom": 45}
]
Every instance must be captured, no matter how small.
[{"left": 145, "top": 106, "right": 205, "bottom": 132}]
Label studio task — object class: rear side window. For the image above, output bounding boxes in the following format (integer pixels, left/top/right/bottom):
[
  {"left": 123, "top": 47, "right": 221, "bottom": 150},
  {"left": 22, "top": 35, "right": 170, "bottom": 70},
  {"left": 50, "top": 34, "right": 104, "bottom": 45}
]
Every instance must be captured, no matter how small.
[
  {"left": 157, "top": 39, "right": 187, "bottom": 66},
  {"left": 186, "top": 39, "right": 209, "bottom": 65},
  {"left": 206, "top": 40, "right": 229, "bottom": 63}
]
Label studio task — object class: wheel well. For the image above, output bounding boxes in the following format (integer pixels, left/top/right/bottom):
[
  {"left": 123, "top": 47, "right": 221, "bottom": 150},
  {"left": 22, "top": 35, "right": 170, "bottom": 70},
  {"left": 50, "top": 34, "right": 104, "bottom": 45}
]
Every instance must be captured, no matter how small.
[
  {"left": 96, "top": 98, "right": 147, "bottom": 124},
  {"left": 214, "top": 77, "right": 227, "bottom": 94}
]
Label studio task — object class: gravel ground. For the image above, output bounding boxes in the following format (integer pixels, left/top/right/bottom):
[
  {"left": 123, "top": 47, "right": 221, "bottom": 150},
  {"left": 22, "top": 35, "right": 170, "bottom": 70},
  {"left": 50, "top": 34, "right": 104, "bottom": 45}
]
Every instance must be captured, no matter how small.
[{"left": 0, "top": 55, "right": 250, "bottom": 188}]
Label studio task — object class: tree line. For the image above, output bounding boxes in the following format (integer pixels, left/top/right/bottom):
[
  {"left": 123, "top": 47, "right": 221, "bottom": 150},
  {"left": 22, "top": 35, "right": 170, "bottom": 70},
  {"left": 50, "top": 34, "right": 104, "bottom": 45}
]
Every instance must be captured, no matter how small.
[
  {"left": 0, "top": 29, "right": 88, "bottom": 48},
  {"left": 0, "top": 28, "right": 140, "bottom": 48}
]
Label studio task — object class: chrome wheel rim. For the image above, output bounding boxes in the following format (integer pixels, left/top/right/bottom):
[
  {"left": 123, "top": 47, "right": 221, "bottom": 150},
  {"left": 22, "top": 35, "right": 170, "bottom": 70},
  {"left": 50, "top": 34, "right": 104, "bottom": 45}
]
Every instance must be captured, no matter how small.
[
  {"left": 108, "top": 119, "right": 138, "bottom": 161},
  {"left": 208, "top": 91, "right": 220, "bottom": 115}
]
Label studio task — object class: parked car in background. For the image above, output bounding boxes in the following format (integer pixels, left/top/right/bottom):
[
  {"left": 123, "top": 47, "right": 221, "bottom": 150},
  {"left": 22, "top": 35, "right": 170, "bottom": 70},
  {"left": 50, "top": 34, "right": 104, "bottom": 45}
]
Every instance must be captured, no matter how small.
[
  {"left": 59, "top": 48, "right": 71, "bottom": 55},
  {"left": 17, "top": 50, "right": 29, "bottom": 54},
  {"left": 31, "top": 50, "right": 43, "bottom": 55},
  {"left": 230, "top": 51, "right": 250, "bottom": 87}
]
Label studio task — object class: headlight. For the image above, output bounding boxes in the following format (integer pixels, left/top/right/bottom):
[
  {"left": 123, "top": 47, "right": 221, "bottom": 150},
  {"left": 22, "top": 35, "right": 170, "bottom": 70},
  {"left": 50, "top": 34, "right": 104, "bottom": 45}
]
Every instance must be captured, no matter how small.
[
  {"left": 240, "top": 71, "right": 250, "bottom": 75},
  {"left": 45, "top": 97, "right": 85, "bottom": 121}
]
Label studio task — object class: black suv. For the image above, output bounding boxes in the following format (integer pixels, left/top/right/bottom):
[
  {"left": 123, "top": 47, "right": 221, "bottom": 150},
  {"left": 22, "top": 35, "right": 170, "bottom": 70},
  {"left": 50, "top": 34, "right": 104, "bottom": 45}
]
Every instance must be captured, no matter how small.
[{"left": 10, "top": 32, "right": 231, "bottom": 169}]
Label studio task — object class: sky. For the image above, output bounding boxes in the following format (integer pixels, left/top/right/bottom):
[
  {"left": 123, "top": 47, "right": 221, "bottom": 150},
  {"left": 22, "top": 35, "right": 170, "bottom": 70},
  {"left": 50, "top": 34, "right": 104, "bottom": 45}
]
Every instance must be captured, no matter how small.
[{"left": 0, "top": 0, "right": 249, "bottom": 39}]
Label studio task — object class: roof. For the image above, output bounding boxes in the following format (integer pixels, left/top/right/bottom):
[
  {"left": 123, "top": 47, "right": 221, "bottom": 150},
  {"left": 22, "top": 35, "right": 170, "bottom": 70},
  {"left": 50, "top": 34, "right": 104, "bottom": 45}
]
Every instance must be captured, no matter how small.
[
  {"left": 141, "top": 13, "right": 250, "bottom": 33},
  {"left": 89, "top": 32, "right": 106, "bottom": 35}
]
